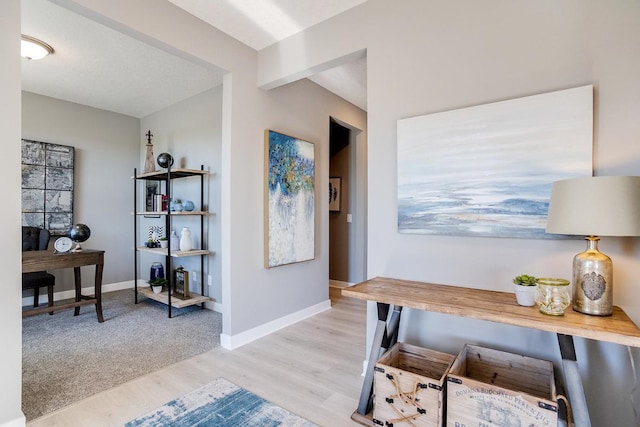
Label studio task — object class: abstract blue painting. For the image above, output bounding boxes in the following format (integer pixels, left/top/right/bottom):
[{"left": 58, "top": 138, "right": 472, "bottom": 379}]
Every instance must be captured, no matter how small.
[
  {"left": 397, "top": 85, "right": 593, "bottom": 239},
  {"left": 265, "top": 130, "right": 315, "bottom": 268}
]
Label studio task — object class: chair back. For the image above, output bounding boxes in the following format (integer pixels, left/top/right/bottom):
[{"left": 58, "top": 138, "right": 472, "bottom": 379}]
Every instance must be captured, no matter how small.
[{"left": 22, "top": 226, "right": 51, "bottom": 252}]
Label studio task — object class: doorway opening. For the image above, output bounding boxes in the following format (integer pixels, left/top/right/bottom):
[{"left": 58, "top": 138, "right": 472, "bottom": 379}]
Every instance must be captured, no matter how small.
[{"left": 329, "top": 117, "right": 366, "bottom": 288}]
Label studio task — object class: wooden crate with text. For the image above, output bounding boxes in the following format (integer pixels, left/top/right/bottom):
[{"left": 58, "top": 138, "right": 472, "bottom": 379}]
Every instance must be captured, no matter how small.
[
  {"left": 447, "top": 344, "right": 559, "bottom": 427},
  {"left": 374, "top": 342, "right": 455, "bottom": 427}
]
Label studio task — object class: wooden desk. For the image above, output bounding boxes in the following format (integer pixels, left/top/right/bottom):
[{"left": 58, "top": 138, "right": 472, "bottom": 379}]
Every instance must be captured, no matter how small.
[
  {"left": 22, "top": 249, "right": 105, "bottom": 322},
  {"left": 343, "top": 277, "right": 640, "bottom": 427}
]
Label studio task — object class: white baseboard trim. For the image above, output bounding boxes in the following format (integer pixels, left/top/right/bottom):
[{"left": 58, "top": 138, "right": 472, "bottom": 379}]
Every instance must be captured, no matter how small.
[
  {"left": 0, "top": 413, "right": 26, "bottom": 427},
  {"left": 220, "top": 299, "right": 332, "bottom": 350},
  {"left": 329, "top": 279, "right": 354, "bottom": 288},
  {"left": 21, "top": 280, "right": 135, "bottom": 307},
  {"left": 22, "top": 279, "right": 225, "bottom": 315},
  {"left": 203, "top": 299, "right": 223, "bottom": 313}
]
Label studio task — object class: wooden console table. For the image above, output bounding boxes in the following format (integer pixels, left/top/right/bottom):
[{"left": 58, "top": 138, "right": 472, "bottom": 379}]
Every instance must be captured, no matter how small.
[
  {"left": 22, "top": 249, "right": 105, "bottom": 322},
  {"left": 342, "top": 277, "right": 640, "bottom": 427}
]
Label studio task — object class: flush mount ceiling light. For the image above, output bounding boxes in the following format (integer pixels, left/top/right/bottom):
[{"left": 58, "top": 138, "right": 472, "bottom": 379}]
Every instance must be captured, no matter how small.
[{"left": 21, "top": 35, "right": 54, "bottom": 60}]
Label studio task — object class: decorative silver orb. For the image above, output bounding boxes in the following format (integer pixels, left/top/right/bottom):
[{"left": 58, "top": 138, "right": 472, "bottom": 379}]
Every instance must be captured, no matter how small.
[
  {"left": 157, "top": 152, "right": 174, "bottom": 169},
  {"left": 67, "top": 224, "right": 91, "bottom": 252}
]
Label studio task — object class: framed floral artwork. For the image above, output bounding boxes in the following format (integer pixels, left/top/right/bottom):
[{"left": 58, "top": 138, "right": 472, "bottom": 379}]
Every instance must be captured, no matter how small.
[{"left": 264, "top": 130, "right": 315, "bottom": 268}]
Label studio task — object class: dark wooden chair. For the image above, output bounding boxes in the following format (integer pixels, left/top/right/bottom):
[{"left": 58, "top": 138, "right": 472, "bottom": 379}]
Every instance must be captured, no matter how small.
[{"left": 22, "top": 226, "right": 55, "bottom": 314}]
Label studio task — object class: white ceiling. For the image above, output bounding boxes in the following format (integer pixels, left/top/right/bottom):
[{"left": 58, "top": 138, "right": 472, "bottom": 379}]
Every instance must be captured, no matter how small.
[{"left": 21, "top": 0, "right": 367, "bottom": 118}]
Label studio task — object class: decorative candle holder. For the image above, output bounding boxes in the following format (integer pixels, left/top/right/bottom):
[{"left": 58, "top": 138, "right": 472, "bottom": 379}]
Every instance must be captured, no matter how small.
[{"left": 534, "top": 278, "right": 571, "bottom": 316}]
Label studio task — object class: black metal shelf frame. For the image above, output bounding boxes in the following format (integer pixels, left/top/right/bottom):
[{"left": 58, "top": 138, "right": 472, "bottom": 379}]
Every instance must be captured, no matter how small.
[{"left": 133, "top": 165, "right": 208, "bottom": 317}]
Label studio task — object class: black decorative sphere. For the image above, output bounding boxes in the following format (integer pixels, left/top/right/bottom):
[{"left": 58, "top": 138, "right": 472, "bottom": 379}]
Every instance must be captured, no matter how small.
[
  {"left": 157, "top": 152, "right": 174, "bottom": 169},
  {"left": 68, "top": 224, "right": 91, "bottom": 243}
]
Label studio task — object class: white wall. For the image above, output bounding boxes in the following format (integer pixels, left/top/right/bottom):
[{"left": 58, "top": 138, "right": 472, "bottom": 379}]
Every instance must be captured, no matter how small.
[
  {"left": 54, "top": 0, "right": 367, "bottom": 344},
  {"left": 0, "top": 1, "right": 26, "bottom": 425},
  {"left": 258, "top": 0, "right": 640, "bottom": 425},
  {"left": 223, "top": 77, "right": 366, "bottom": 339},
  {"left": 139, "top": 86, "right": 223, "bottom": 303},
  {"left": 22, "top": 92, "right": 140, "bottom": 292},
  {"left": 3, "top": 0, "right": 370, "bottom": 421}
]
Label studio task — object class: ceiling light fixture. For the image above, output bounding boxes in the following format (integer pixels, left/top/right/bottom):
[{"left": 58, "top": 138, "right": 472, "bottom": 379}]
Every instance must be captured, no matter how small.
[{"left": 21, "top": 35, "right": 54, "bottom": 60}]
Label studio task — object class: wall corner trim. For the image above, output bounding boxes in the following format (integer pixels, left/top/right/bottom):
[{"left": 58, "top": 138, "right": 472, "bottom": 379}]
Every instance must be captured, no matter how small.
[
  {"left": 0, "top": 413, "right": 26, "bottom": 427},
  {"left": 220, "top": 299, "right": 332, "bottom": 350}
]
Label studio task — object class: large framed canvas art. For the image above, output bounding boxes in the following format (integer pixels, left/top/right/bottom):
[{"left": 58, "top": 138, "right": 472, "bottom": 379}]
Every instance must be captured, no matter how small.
[
  {"left": 265, "top": 130, "right": 315, "bottom": 268},
  {"left": 21, "top": 139, "right": 75, "bottom": 235},
  {"left": 397, "top": 85, "right": 593, "bottom": 239}
]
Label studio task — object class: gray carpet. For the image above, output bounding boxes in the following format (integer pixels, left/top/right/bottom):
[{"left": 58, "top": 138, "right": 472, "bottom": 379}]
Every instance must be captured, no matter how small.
[{"left": 22, "top": 288, "right": 221, "bottom": 421}]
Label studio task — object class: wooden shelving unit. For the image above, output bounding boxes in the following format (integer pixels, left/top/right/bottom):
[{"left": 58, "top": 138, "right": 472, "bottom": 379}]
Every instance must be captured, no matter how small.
[
  {"left": 136, "top": 247, "right": 211, "bottom": 257},
  {"left": 133, "top": 165, "right": 211, "bottom": 317},
  {"left": 138, "top": 287, "right": 210, "bottom": 308}
]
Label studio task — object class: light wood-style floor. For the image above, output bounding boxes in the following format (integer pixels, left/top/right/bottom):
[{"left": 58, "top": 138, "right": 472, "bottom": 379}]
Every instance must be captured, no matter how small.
[{"left": 27, "top": 286, "right": 366, "bottom": 427}]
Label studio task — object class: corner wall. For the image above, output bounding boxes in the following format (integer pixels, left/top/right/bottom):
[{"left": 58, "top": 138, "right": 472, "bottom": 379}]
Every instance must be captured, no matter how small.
[
  {"left": 139, "top": 86, "right": 223, "bottom": 304},
  {"left": 258, "top": 0, "right": 640, "bottom": 424},
  {"left": 55, "top": 0, "right": 367, "bottom": 344},
  {"left": 22, "top": 92, "right": 140, "bottom": 292},
  {"left": 0, "top": 1, "right": 26, "bottom": 425}
]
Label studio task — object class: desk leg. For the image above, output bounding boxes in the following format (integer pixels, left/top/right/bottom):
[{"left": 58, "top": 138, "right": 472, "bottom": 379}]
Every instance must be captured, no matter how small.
[
  {"left": 73, "top": 266, "right": 81, "bottom": 316},
  {"left": 356, "top": 303, "right": 403, "bottom": 416},
  {"left": 557, "top": 333, "right": 591, "bottom": 427},
  {"left": 95, "top": 262, "right": 104, "bottom": 323}
]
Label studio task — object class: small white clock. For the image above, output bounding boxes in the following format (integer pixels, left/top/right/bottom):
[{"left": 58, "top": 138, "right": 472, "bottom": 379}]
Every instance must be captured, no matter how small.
[{"left": 54, "top": 236, "right": 73, "bottom": 253}]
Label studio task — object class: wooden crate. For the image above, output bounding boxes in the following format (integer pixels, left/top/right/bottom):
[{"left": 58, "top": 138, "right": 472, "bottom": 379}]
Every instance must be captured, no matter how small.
[
  {"left": 447, "top": 344, "right": 558, "bottom": 427},
  {"left": 374, "top": 342, "right": 456, "bottom": 427}
]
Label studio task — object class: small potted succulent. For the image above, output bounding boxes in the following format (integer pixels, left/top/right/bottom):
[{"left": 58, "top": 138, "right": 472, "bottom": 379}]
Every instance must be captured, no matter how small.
[
  {"left": 512, "top": 274, "right": 538, "bottom": 306},
  {"left": 148, "top": 277, "right": 167, "bottom": 294},
  {"left": 158, "top": 236, "right": 168, "bottom": 248}
]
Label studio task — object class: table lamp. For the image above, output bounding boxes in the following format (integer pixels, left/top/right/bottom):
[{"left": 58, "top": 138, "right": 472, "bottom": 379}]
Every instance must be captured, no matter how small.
[{"left": 546, "top": 176, "right": 640, "bottom": 315}]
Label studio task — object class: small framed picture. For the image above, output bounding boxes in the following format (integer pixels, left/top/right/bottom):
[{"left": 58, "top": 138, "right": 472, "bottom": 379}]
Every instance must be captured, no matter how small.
[
  {"left": 173, "top": 266, "right": 191, "bottom": 300},
  {"left": 144, "top": 181, "right": 161, "bottom": 218},
  {"left": 329, "top": 177, "right": 341, "bottom": 212}
]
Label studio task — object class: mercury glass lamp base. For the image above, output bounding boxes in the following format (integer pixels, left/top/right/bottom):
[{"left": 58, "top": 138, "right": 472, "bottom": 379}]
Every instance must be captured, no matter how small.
[{"left": 572, "top": 236, "right": 612, "bottom": 316}]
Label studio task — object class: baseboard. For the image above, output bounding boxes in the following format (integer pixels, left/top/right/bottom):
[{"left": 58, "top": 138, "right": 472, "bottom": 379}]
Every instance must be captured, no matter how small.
[
  {"left": 329, "top": 279, "right": 354, "bottom": 288},
  {"left": 0, "top": 413, "right": 26, "bottom": 427},
  {"left": 21, "top": 280, "right": 225, "bottom": 315},
  {"left": 203, "top": 299, "right": 223, "bottom": 313},
  {"left": 220, "top": 299, "right": 332, "bottom": 350},
  {"left": 21, "top": 280, "right": 135, "bottom": 307}
]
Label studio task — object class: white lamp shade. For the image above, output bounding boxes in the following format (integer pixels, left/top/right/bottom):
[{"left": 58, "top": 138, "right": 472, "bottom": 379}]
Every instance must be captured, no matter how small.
[{"left": 546, "top": 176, "right": 640, "bottom": 236}]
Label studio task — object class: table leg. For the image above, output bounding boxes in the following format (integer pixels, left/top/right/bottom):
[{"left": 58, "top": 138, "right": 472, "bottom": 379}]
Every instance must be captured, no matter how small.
[
  {"left": 47, "top": 284, "right": 54, "bottom": 315},
  {"left": 73, "top": 266, "right": 81, "bottom": 316},
  {"left": 356, "top": 302, "right": 403, "bottom": 416},
  {"left": 95, "top": 262, "right": 104, "bottom": 323},
  {"left": 557, "top": 333, "right": 591, "bottom": 426}
]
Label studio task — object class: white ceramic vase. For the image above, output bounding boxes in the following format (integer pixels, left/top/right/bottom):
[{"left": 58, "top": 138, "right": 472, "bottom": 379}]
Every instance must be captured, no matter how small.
[
  {"left": 179, "top": 227, "right": 192, "bottom": 251},
  {"left": 513, "top": 284, "right": 537, "bottom": 307}
]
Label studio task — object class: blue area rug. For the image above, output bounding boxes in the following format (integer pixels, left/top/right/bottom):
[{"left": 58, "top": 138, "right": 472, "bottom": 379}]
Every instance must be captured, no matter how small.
[{"left": 125, "top": 377, "right": 317, "bottom": 427}]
